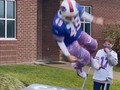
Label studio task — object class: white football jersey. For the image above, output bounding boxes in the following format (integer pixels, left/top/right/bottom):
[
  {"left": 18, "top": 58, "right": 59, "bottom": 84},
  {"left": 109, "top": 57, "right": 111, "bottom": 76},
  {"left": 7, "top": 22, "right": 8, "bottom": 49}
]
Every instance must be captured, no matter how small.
[{"left": 93, "top": 49, "right": 118, "bottom": 81}]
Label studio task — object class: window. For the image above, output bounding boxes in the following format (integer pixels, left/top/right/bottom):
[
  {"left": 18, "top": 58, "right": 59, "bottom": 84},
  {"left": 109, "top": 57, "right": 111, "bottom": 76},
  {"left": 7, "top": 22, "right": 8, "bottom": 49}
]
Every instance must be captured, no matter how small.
[
  {"left": 81, "top": 6, "right": 92, "bottom": 35},
  {"left": 0, "top": 0, "right": 16, "bottom": 39}
]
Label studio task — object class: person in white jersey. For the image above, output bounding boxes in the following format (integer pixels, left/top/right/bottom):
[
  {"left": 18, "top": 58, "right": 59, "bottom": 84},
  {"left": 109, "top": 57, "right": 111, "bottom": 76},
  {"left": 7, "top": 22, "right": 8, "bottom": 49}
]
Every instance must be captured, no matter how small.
[{"left": 91, "top": 37, "right": 118, "bottom": 90}]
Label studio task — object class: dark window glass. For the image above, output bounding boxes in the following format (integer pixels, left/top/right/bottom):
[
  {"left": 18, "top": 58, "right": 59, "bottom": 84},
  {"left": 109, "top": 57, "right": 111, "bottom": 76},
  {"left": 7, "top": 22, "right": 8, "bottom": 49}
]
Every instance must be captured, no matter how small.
[
  {"left": 81, "top": 23, "right": 84, "bottom": 31},
  {"left": 7, "top": 1, "right": 15, "bottom": 18},
  {"left": 0, "top": 0, "right": 5, "bottom": 18},
  {"left": 0, "top": 20, "right": 5, "bottom": 37},
  {"left": 85, "top": 7, "right": 91, "bottom": 22},
  {"left": 7, "top": 20, "right": 15, "bottom": 38},
  {"left": 85, "top": 7, "right": 91, "bottom": 13},
  {"left": 85, "top": 23, "right": 90, "bottom": 35}
]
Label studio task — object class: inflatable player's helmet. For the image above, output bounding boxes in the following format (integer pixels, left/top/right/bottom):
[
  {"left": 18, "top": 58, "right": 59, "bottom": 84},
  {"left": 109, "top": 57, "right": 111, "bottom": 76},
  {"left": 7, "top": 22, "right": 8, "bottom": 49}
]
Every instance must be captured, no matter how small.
[{"left": 60, "top": 0, "right": 78, "bottom": 22}]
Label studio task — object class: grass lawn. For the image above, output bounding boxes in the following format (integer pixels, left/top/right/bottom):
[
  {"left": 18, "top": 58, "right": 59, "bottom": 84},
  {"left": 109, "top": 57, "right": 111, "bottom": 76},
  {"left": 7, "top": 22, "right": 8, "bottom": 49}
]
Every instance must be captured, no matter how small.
[
  {"left": 114, "top": 66, "right": 120, "bottom": 72},
  {"left": 0, "top": 64, "right": 120, "bottom": 90}
]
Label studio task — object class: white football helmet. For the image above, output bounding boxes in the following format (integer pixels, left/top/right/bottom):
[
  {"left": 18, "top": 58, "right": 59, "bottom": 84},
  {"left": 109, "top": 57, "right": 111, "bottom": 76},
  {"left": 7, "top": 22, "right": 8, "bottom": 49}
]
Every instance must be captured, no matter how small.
[{"left": 60, "top": 0, "right": 78, "bottom": 17}]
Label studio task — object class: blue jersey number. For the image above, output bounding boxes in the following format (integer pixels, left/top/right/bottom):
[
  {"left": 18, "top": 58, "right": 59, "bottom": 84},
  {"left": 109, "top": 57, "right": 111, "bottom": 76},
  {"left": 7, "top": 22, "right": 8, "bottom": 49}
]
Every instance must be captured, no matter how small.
[
  {"left": 101, "top": 57, "right": 108, "bottom": 68},
  {"left": 55, "top": 16, "right": 81, "bottom": 37},
  {"left": 70, "top": 16, "right": 81, "bottom": 37}
]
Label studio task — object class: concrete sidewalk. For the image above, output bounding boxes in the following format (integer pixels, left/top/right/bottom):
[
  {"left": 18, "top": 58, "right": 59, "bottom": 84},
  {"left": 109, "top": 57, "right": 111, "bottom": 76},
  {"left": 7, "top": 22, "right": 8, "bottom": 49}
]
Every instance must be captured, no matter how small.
[{"left": 35, "top": 61, "right": 120, "bottom": 81}]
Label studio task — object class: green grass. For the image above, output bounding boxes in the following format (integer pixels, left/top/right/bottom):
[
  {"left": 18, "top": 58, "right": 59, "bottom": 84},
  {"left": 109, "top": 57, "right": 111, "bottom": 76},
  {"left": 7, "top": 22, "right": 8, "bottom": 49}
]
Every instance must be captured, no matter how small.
[
  {"left": 0, "top": 74, "right": 25, "bottom": 90},
  {"left": 0, "top": 64, "right": 120, "bottom": 90},
  {"left": 114, "top": 66, "right": 120, "bottom": 72}
]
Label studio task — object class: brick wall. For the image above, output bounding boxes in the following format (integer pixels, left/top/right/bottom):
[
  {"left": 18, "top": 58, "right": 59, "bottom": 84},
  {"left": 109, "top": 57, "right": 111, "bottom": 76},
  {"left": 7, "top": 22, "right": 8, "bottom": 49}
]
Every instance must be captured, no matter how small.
[
  {"left": 41, "top": 0, "right": 60, "bottom": 60},
  {"left": 0, "top": 41, "right": 17, "bottom": 64},
  {"left": 0, "top": 0, "right": 60, "bottom": 64},
  {"left": 37, "top": 0, "right": 43, "bottom": 60},
  {"left": 16, "top": 0, "right": 37, "bottom": 63}
]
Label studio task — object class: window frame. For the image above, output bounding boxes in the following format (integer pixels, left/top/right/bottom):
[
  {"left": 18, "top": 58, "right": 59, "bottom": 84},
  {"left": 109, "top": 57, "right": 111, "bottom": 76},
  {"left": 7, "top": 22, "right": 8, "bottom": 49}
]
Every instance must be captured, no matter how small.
[
  {"left": 0, "top": 0, "right": 16, "bottom": 40},
  {"left": 81, "top": 6, "right": 92, "bottom": 35}
]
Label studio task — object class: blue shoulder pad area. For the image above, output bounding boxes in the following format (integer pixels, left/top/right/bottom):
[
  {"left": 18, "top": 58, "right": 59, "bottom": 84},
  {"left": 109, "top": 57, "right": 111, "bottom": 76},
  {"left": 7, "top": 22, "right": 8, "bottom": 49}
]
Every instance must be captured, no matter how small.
[
  {"left": 76, "top": 3, "right": 84, "bottom": 16},
  {"left": 52, "top": 18, "right": 65, "bottom": 37}
]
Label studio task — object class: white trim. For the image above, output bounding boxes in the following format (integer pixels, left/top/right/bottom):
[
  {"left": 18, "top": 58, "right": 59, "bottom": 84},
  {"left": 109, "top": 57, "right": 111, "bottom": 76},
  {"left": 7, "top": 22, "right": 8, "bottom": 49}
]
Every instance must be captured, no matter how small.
[
  {"left": 5, "top": 0, "right": 7, "bottom": 38},
  {"left": 0, "top": 18, "right": 15, "bottom": 20},
  {"left": 7, "top": 0, "right": 15, "bottom": 1},
  {"left": 0, "top": 38, "right": 17, "bottom": 41},
  {"left": 14, "top": 0, "right": 16, "bottom": 39}
]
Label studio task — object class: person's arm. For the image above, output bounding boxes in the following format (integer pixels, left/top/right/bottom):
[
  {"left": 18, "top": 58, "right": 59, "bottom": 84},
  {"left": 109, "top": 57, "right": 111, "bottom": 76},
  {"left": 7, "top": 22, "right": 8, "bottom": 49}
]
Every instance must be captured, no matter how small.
[
  {"left": 81, "top": 11, "right": 93, "bottom": 22},
  {"left": 91, "top": 51, "right": 102, "bottom": 70},
  {"left": 106, "top": 50, "right": 118, "bottom": 66},
  {"left": 52, "top": 35, "right": 69, "bottom": 56},
  {"left": 57, "top": 41, "right": 70, "bottom": 57},
  {"left": 57, "top": 41, "right": 77, "bottom": 62},
  {"left": 91, "top": 57, "right": 101, "bottom": 70},
  {"left": 52, "top": 34, "right": 77, "bottom": 62},
  {"left": 81, "top": 11, "right": 104, "bottom": 25}
]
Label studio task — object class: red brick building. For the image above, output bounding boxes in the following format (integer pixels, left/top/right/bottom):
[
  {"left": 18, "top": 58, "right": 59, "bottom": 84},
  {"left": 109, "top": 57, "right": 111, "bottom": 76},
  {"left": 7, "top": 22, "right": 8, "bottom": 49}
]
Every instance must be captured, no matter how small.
[{"left": 0, "top": 0, "right": 120, "bottom": 65}]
